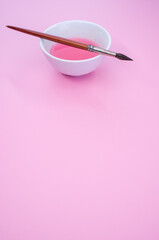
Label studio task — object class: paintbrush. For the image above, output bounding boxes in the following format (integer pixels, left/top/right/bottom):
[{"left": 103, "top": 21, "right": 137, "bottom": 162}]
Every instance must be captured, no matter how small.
[{"left": 6, "top": 25, "right": 133, "bottom": 61}]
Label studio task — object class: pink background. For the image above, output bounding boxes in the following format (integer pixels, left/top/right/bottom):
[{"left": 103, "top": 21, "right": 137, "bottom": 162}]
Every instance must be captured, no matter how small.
[{"left": 1, "top": 0, "right": 159, "bottom": 239}]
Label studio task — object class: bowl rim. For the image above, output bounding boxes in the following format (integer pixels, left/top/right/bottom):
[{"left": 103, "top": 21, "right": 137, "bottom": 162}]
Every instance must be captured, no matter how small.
[{"left": 40, "top": 20, "right": 111, "bottom": 63}]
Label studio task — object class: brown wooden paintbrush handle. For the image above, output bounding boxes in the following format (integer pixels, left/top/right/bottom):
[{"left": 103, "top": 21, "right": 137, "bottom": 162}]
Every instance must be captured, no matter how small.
[{"left": 6, "top": 25, "right": 89, "bottom": 50}]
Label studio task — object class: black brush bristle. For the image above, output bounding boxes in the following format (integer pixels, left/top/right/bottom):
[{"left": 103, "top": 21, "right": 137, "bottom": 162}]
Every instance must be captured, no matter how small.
[{"left": 116, "top": 53, "right": 133, "bottom": 61}]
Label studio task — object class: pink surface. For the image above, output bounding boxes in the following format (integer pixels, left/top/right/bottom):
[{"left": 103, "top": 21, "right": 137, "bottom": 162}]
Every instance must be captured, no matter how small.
[
  {"left": 50, "top": 38, "right": 99, "bottom": 60},
  {"left": 1, "top": 1, "right": 159, "bottom": 240}
]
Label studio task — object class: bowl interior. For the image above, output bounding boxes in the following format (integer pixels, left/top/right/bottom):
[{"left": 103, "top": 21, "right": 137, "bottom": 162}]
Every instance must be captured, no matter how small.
[{"left": 40, "top": 21, "right": 111, "bottom": 60}]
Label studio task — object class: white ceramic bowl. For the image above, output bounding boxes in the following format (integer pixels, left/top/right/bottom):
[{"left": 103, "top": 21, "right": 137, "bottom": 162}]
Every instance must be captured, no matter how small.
[{"left": 40, "top": 20, "right": 111, "bottom": 76}]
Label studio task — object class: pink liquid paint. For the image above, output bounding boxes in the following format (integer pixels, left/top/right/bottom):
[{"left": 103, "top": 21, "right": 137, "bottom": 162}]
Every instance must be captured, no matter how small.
[{"left": 50, "top": 38, "right": 99, "bottom": 60}]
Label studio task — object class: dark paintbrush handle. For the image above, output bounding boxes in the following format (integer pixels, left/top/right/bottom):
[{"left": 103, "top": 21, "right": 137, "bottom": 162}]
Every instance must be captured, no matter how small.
[{"left": 6, "top": 25, "right": 89, "bottom": 50}]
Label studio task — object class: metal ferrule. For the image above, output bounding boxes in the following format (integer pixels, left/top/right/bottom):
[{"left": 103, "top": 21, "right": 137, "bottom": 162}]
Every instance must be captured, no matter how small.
[{"left": 88, "top": 45, "right": 116, "bottom": 57}]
